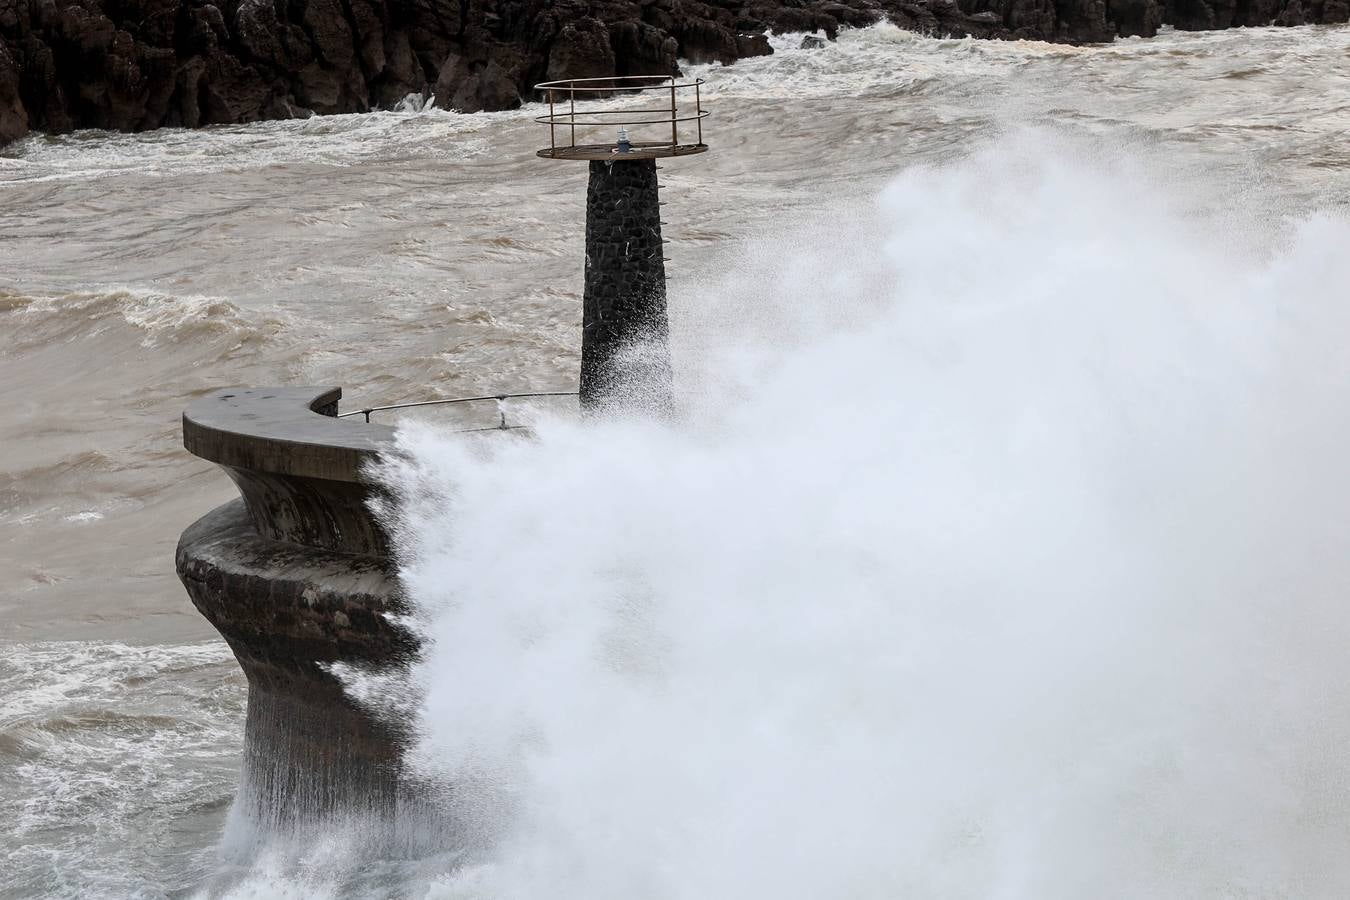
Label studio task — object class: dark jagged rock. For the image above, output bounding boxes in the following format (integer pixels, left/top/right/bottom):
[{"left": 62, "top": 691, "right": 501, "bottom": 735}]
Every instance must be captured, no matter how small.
[
  {"left": 0, "top": 37, "right": 26, "bottom": 142},
  {"left": 1, "top": 0, "right": 1346, "bottom": 145},
  {"left": 1109, "top": 0, "right": 1165, "bottom": 36},
  {"left": 546, "top": 17, "right": 615, "bottom": 81}
]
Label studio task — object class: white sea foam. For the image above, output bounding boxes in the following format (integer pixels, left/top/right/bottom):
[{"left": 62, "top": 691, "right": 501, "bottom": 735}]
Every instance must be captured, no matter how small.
[
  {"left": 359, "top": 130, "right": 1350, "bottom": 898},
  {"left": 0, "top": 642, "right": 243, "bottom": 898},
  {"left": 2, "top": 287, "right": 286, "bottom": 348},
  {"left": 0, "top": 106, "right": 499, "bottom": 183}
]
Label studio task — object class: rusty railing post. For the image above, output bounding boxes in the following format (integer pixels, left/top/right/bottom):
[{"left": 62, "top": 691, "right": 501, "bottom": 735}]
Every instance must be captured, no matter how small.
[{"left": 696, "top": 80, "right": 702, "bottom": 145}]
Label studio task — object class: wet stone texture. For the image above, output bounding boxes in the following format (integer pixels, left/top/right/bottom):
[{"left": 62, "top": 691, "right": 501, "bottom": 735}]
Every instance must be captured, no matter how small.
[
  {"left": 177, "top": 501, "right": 426, "bottom": 832},
  {"left": 582, "top": 157, "right": 673, "bottom": 408},
  {"left": 175, "top": 387, "right": 444, "bottom": 838}
]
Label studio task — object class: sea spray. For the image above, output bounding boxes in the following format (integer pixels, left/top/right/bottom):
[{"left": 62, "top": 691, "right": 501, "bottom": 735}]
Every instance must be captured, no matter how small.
[
  {"left": 208, "top": 132, "right": 1350, "bottom": 898},
  {"left": 370, "top": 132, "right": 1350, "bottom": 899}
]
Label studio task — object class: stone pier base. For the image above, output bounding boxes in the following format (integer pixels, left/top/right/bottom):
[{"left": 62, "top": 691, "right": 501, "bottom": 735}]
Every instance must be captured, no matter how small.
[
  {"left": 175, "top": 386, "right": 456, "bottom": 844},
  {"left": 178, "top": 502, "right": 414, "bottom": 828}
]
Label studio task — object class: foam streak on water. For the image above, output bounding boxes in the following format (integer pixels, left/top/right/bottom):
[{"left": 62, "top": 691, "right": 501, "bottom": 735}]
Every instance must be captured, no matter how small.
[
  {"left": 366, "top": 132, "right": 1350, "bottom": 899},
  {"left": 0, "top": 642, "right": 243, "bottom": 897}
]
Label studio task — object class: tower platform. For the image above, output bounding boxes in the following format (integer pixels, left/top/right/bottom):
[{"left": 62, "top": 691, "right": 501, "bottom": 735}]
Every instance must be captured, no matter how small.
[
  {"left": 536, "top": 142, "right": 707, "bottom": 161},
  {"left": 533, "top": 75, "right": 707, "bottom": 163}
]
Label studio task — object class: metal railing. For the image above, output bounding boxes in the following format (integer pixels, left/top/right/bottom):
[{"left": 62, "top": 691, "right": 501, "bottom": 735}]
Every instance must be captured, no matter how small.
[
  {"left": 533, "top": 75, "right": 708, "bottom": 160},
  {"left": 338, "top": 391, "right": 579, "bottom": 426}
]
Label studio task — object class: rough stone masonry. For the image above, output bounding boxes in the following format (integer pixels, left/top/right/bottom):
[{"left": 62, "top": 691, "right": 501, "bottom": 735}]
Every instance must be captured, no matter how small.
[{"left": 581, "top": 156, "right": 672, "bottom": 408}]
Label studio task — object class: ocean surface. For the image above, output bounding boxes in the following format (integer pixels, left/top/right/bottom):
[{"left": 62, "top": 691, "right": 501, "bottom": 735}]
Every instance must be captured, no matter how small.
[{"left": 2, "top": 23, "right": 1349, "bottom": 898}]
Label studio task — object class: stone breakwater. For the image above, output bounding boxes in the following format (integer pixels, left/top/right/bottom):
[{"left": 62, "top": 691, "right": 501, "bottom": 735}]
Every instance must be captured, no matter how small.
[{"left": 1, "top": 0, "right": 1346, "bottom": 146}]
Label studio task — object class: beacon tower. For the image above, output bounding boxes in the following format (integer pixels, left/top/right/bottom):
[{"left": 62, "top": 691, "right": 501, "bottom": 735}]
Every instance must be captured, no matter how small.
[{"left": 534, "top": 75, "right": 707, "bottom": 408}]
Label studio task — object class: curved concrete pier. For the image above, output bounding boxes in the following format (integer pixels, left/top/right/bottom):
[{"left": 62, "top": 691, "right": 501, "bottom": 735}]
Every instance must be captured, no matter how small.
[{"left": 176, "top": 386, "right": 424, "bottom": 833}]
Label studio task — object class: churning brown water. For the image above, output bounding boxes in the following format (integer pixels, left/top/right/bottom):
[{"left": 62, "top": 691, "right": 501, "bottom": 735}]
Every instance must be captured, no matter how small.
[{"left": 2, "top": 23, "right": 1349, "bottom": 898}]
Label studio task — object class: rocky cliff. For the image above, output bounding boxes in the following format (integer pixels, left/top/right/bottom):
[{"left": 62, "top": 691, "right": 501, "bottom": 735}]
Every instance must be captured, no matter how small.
[{"left": 1, "top": 0, "right": 1345, "bottom": 145}]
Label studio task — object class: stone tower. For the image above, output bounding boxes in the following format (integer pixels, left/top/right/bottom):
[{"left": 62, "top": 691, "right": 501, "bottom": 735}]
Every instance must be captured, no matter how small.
[{"left": 534, "top": 75, "right": 708, "bottom": 408}]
